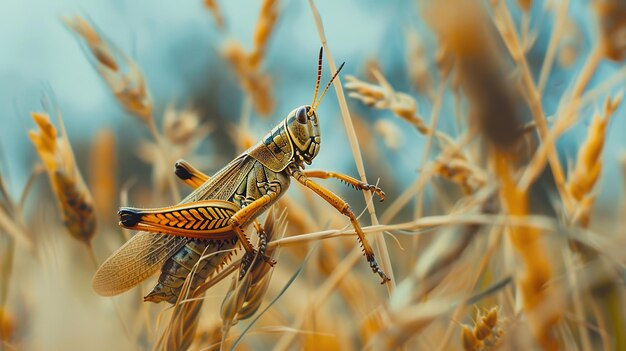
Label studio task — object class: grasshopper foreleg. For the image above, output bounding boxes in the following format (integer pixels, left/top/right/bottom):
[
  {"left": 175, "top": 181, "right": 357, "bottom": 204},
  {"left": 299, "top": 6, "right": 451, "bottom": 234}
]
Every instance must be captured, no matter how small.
[
  {"left": 302, "top": 170, "right": 385, "bottom": 201},
  {"left": 291, "top": 170, "right": 390, "bottom": 284}
]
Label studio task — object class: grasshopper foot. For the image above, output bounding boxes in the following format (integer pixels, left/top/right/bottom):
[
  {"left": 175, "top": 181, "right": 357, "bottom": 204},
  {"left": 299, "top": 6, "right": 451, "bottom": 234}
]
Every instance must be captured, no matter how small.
[
  {"left": 257, "top": 227, "right": 276, "bottom": 266},
  {"left": 367, "top": 255, "right": 390, "bottom": 284},
  {"left": 358, "top": 182, "right": 386, "bottom": 202}
]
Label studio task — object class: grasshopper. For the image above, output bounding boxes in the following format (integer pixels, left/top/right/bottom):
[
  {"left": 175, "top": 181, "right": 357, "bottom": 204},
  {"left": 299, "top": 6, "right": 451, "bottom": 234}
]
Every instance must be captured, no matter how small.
[{"left": 92, "top": 48, "right": 389, "bottom": 304}]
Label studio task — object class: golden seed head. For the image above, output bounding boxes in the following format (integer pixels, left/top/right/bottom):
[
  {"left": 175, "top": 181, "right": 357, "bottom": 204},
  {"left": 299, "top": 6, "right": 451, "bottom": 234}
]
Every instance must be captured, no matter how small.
[
  {"left": 461, "top": 324, "right": 481, "bottom": 351},
  {"left": 29, "top": 112, "right": 96, "bottom": 243},
  {"left": 163, "top": 104, "right": 201, "bottom": 145},
  {"left": 484, "top": 307, "right": 499, "bottom": 329},
  {"left": 65, "top": 15, "right": 153, "bottom": 122},
  {"left": 473, "top": 320, "right": 491, "bottom": 340}
]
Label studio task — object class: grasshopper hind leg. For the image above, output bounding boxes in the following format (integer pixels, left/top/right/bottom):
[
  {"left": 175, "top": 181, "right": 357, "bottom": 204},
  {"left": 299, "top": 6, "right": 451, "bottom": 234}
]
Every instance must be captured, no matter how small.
[
  {"left": 174, "top": 159, "right": 210, "bottom": 189},
  {"left": 119, "top": 208, "right": 141, "bottom": 227}
]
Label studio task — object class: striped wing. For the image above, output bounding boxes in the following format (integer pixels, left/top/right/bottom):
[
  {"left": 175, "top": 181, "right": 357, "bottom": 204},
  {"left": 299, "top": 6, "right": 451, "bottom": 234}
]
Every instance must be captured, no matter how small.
[{"left": 92, "top": 154, "right": 256, "bottom": 296}]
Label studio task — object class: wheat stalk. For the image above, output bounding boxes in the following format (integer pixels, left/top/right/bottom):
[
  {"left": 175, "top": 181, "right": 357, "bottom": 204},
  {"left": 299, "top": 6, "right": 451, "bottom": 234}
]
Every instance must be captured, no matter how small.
[{"left": 308, "top": 0, "right": 395, "bottom": 294}]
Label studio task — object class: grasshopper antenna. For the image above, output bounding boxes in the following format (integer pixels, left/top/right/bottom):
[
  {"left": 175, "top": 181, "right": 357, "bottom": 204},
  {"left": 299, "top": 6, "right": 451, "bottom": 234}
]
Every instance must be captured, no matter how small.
[
  {"left": 310, "top": 46, "right": 324, "bottom": 114},
  {"left": 314, "top": 61, "right": 345, "bottom": 111}
]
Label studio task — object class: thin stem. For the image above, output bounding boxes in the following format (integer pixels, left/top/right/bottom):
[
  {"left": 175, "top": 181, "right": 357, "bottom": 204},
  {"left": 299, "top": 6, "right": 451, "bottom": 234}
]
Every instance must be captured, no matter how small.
[
  {"left": 146, "top": 116, "right": 180, "bottom": 202},
  {"left": 381, "top": 129, "right": 475, "bottom": 224},
  {"left": 415, "top": 73, "right": 448, "bottom": 219},
  {"left": 17, "top": 165, "right": 44, "bottom": 215},
  {"left": 269, "top": 212, "right": 567, "bottom": 250},
  {"left": 492, "top": 0, "right": 570, "bottom": 209},
  {"left": 308, "top": 0, "right": 395, "bottom": 293},
  {"left": 538, "top": 0, "right": 569, "bottom": 94},
  {"left": 411, "top": 72, "right": 448, "bottom": 267}
]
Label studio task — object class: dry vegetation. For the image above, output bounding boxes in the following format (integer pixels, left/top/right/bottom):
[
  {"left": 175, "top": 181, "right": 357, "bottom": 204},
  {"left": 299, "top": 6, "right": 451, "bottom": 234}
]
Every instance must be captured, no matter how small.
[{"left": 1, "top": 0, "right": 625, "bottom": 350}]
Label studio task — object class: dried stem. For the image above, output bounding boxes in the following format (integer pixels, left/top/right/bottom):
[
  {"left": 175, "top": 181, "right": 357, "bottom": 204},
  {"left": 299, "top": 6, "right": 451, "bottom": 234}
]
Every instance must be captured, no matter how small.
[
  {"left": 538, "top": 0, "right": 570, "bottom": 94},
  {"left": 308, "top": 0, "right": 395, "bottom": 293},
  {"left": 491, "top": 0, "right": 570, "bottom": 208}
]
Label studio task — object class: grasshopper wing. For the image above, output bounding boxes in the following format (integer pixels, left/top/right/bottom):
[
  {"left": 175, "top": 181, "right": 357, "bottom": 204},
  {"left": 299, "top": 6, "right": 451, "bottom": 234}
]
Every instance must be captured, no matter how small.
[
  {"left": 93, "top": 232, "right": 188, "bottom": 296},
  {"left": 92, "top": 154, "right": 255, "bottom": 296}
]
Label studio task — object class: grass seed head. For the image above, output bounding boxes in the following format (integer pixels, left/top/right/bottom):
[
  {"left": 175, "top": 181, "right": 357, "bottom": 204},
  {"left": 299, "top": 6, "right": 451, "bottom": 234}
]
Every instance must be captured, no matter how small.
[
  {"left": 156, "top": 298, "right": 204, "bottom": 351},
  {"left": 462, "top": 324, "right": 481, "bottom": 351},
  {"left": 462, "top": 307, "right": 502, "bottom": 350},
  {"left": 374, "top": 119, "right": 403, "bottom": 150},
  {"left": 221, "top": 207, "right": 286, "bottom": 327},
  {"left": 566, "top": 93, "right": 622, "bottom": 226},
  {"left": 28, "top": 112, "right": 96, "bottom": 244},
  {"left": 64, "top": 15, "right": 153, "bottom": 122},
  {"left": 223, "top": 40, "right": 275, "bottom": 116},
  {"left": 433, "top": 157, "right": 486, "bottom": 194},
  {"left": 249, "top": 0, "right": 279, "bottom": 69},
  {"left": 345, "top": 73, "right": 429, "bottom": 134}
]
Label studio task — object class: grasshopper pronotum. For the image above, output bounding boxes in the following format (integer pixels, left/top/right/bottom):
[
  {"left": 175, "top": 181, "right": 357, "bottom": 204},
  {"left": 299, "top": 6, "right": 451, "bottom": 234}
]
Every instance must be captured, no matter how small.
[{"left": 93, "top": 48, "right": 389, "bottom": 304}]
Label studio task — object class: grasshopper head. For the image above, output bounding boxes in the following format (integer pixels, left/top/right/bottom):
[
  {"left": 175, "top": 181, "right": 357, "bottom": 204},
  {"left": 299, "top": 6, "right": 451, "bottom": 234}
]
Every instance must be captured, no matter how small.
[
  {"left": 285, "top": 47, "right": 344, "bottom": 166},
  {"left": 285, "top": 105, "right": 320, "bottom": 165}
]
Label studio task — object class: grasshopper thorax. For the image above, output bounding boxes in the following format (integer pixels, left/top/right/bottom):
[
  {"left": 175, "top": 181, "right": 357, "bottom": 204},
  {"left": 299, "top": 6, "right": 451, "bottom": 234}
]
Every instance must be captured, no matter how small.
[{"left": 285, "top": 105, "right": 320, "bottom": 165}]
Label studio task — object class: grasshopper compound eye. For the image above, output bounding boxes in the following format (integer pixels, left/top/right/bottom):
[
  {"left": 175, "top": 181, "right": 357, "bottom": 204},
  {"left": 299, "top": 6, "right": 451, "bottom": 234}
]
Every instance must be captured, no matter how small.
[{"left": 296, "top": 106, "right": 308, "bottom": 124}]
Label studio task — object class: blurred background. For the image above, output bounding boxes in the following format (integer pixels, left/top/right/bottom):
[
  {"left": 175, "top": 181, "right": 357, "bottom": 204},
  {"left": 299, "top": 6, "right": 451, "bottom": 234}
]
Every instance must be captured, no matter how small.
[
  {"left": 1, "top": 0, "right": 625, "bottom": 350},
  {"left": 0, "top": 0, "right": 624, "bottom": 206}
]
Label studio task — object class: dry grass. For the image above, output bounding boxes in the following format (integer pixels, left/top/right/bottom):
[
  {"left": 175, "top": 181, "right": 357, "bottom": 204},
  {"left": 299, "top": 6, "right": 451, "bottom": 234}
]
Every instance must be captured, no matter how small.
[{"left": 1, "top": 0, "right": 625, "bottom": 350}]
